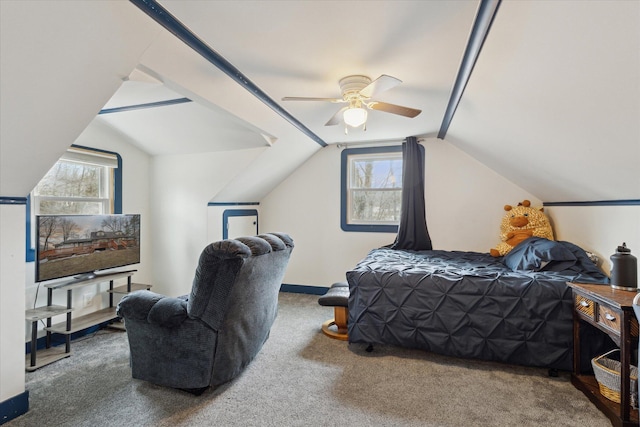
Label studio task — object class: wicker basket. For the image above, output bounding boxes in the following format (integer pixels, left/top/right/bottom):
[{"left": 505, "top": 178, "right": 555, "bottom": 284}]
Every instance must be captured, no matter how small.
[{"left": 592, "top": 349, "right": 638, "bottom": 407}]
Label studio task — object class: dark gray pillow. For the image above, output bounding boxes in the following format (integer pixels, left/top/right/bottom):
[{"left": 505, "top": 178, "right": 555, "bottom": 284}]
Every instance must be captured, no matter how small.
[{"left": 503, "top": 237, "right": 577, "bottom": 271}]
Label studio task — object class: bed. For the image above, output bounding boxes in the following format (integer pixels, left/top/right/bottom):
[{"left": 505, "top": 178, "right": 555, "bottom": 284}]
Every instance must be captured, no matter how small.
[{"left": 346, "top": 237, "right": 611, "bottom": 371}]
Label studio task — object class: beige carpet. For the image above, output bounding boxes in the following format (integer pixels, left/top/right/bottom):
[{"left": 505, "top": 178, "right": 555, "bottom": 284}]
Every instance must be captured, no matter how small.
[{"left": 9, "top": 292, "right": 610, "bottom": 427}]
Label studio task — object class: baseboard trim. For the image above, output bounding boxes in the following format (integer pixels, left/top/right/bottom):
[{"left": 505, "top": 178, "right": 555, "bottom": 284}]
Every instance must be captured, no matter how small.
[
  {"left": 280, "top": 284, "right": 329, "bottom": 295},
  {"left": 0, "top": 390, "right": 29, "bottom": 425},
  {"left": 26, "top": 323, "right": 107, "bottom": 354}
]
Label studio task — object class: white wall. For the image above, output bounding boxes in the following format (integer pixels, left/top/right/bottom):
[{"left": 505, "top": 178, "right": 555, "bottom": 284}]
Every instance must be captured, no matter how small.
[
  {"left": 0, "top": 204, "right": 26, "bottom": 403},
  {"left": 24, "top": 120, "right": 153, "bottom": 340},
  {"left": 207, "top": 206, "right": 228, "bottom": 243},
  {"left": 260, "top": 138, "right": 539, "bottom": 288},
  {"left": 150, "top": 148, "right": 266, "bottom": 297},
  {"left": 207, "top": 205, "right": 261, "bottom": 243},
  {"left": 546, "top": 205, "right": 640, "bottom": 281}
]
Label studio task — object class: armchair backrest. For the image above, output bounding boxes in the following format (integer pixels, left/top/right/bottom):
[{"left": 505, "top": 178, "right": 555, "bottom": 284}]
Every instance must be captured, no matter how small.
[{"left": 187, "top": 232, "right": 294, "bottom": 385}]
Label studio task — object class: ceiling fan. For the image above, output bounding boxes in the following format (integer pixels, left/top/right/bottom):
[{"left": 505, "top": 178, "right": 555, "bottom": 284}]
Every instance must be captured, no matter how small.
[{"left": 282, "top": 74, "right": 421, "bottom": 133}]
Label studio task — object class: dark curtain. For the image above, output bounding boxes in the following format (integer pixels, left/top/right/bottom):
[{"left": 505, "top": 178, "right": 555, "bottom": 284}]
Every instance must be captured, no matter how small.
[{"left": 388, "top": 136, "right": 432, "bottom": 250}]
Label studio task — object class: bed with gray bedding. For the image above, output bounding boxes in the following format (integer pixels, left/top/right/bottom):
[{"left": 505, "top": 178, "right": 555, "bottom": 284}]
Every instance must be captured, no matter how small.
[{"left": 346, "top": 237, "right": 610, "bottom": 371}]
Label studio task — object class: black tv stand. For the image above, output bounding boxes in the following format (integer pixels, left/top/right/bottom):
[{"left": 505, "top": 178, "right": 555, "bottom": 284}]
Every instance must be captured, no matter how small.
[{"left": 25, "top": 270, "right": 151, "bottom": 371}]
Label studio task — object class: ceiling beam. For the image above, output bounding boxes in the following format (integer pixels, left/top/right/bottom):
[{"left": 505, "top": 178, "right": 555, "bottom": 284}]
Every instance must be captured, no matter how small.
[
  {"left": 129, "top": 0, "right": 328, "bottom": 148},
  {"left": 99, "top": 97, "right": 192, "bottom": 115},
  {"left": 438, "top": 0, "right": 501, "bottom": 140}
]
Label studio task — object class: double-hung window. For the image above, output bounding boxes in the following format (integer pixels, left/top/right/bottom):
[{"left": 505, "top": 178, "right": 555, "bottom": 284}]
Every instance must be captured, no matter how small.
[
  {"left": 32, "top": 146, "right": 119, "bottom": 216},
  {"left": 27, "top": 145, "right": 121, "bottom": 261},
  {"left": 341, "top": 146, "right": 403, "bottom": 232}
]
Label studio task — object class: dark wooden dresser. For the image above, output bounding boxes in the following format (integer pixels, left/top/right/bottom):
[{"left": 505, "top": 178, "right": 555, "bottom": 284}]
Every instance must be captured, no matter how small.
[{"left": 568, "top": 282, "right": 639, "bottom": 427}]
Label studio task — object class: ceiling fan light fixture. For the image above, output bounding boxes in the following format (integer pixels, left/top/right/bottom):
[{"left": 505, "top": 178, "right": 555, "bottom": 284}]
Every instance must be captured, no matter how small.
[
  {"left": 282, "top": 74, "right": 421, "bottom": 129},
  {"left": 343, "top": 107, "right": 367, "bottom": 128}
]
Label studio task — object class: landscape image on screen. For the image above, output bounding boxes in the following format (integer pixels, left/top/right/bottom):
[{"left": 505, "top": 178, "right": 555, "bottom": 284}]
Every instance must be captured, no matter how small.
[{"left": 36, "top": 214, "right": 140, "bottom": 282}]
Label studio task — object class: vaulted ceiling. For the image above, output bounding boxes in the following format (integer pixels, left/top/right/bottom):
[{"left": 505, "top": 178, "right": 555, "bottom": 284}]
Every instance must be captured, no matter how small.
[{"left": 1, "top": 1, "right": 638, "bottom": 202}]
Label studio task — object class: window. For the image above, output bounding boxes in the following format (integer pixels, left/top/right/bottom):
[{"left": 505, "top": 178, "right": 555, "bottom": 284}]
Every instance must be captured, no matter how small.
[
  {"left": 26, "top": 145, "right": 121, "bottom": 261},
  {"left": 341, "top": 145, "right": 403, "bottom": 232}
]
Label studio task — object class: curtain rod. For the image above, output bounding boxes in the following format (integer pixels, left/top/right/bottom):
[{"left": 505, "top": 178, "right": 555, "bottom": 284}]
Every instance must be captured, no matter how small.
[{"left": 334, "top": 138, "right": 425, "bottom": 149}]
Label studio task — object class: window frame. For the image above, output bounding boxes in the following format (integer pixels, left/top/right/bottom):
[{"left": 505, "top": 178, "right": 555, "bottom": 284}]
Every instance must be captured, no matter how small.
[
  {"left": 340, "top": 145, "right": 403, "bottom": 233},
  {"left": 31, "top": 160, "right": 113, "bottom": 216},
  {"left": 25, "top": 145, "right": 122, "bottom": 262}
]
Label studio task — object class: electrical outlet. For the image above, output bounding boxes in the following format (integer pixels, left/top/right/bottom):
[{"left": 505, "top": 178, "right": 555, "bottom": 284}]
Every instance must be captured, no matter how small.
[{"left": 83, "top": 293, "right": 94, "bottom": 308}]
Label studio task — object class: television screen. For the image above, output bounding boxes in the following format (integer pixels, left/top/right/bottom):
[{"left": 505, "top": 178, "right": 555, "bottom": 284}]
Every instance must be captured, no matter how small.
[{"left": 36, "top": 214, "right": 141, "bottom": 282}]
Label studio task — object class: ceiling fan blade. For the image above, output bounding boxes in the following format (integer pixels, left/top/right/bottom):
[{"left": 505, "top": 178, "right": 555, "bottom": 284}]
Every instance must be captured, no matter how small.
[
  {"left": 369, "top": 101, "right": 421, "bottom": 118},
  {"left": 359, "top": 75, "right": 402, "bottom": 98},
  {"left": 325, "top": 106, "right": 348, "bottom": 126},
  {"left": 281, "top": 97, "right": 344, "bottom": 103}
]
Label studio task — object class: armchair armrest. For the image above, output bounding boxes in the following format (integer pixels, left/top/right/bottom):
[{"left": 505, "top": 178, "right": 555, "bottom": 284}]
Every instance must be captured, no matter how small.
[{"left": 117, "top": 290, "right": 188, "bottom": 328}]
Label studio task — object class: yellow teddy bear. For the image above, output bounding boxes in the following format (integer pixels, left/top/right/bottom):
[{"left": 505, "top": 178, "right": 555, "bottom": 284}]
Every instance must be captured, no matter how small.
[{"left": 490, "top": 200, "right": 554, "bottom": 257}]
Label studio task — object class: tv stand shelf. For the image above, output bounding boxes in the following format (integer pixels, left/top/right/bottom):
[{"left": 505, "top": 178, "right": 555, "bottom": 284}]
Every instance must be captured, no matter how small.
[
  {"left": 26, "top": 270, "right": 151, "bottom": 371},
  {"left": 25, "top": 305, "right": 72, "bottom": 371},
  {"left": 45, "top": 270, "right": 138, "bottom": 290},
  {"left": 107, "top": 282, "right": 153, "bottom": 294},
  {"left": 45, "top": 307, "right": 118, "bottom": 335}
]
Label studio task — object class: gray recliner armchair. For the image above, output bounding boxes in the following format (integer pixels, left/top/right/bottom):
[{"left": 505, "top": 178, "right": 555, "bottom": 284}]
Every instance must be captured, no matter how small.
[{"left": 116, "top": 233, "right": 293, "bottom": 393}]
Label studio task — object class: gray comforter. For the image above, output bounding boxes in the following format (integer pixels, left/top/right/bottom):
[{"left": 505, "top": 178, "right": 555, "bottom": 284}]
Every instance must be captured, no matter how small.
[{"left": 346, "top": 239, "right": 610, "bottom": 370}]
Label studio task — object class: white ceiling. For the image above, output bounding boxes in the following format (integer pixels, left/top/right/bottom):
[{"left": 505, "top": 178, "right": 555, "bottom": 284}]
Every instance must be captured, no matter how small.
[
  {"left": 2, "top": 0, "right": 638, "bottom": 202},
  {"left": 98, "top": 79, "right": 272, "bottom": 155},
  {"left": 108, "top": 0, "right": 639, "bottom": 201},
  {"left": 100, "top": 0, "right": 478, "bottom": 154}
]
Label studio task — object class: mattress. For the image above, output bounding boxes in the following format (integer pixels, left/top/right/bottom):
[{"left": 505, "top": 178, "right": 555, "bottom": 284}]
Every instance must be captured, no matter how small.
[{"left": 346, "top": 239, "right": 610, "bottom": 370}]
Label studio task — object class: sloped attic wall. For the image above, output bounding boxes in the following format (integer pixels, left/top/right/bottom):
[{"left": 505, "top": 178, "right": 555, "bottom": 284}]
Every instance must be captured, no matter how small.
[
  {"left": 443, "top": 0, "right": 639, "bottom": 279},
  {"left": 447, "top": 0, "right": 640, "bottom": 203},
  {"left": 0, "top": 1, "right": 160, "bottom": 197}
]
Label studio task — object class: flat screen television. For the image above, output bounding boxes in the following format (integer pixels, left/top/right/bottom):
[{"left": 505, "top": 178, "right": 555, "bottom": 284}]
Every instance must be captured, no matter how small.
[{"left": 35, "top": 214, "right": 141, "bottom": 282}]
